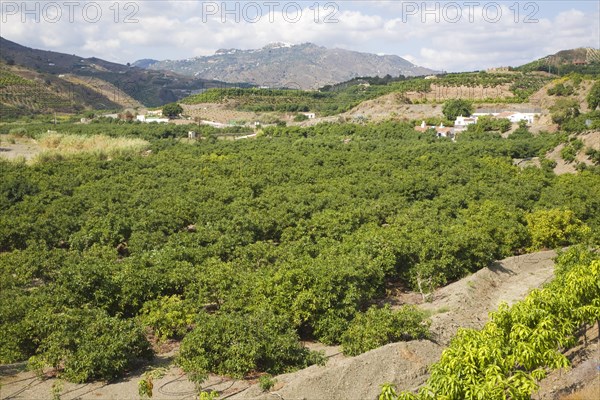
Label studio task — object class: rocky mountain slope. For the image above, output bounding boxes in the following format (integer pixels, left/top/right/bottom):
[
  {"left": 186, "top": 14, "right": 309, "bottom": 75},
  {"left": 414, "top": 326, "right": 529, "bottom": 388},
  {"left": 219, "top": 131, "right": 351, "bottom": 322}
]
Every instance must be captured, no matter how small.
[{"left": 139, "top": 42, "right": 439, "bottom": 90}]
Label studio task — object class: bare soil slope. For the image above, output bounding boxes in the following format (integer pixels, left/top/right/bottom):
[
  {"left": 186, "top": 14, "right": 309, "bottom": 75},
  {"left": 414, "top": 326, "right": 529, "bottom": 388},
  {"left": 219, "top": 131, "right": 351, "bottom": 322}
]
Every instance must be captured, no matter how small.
[{"left": 546, "top": 131, "right": 600, "bottom": 175}]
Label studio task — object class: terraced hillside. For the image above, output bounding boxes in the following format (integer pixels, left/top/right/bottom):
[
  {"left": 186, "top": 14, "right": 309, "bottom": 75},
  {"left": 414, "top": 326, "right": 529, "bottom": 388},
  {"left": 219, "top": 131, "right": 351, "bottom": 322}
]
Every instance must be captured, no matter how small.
[
  {"left": 180, "top": 72, "right": 552, "bottom": 117},
  {"left": 0, "top": 67, "right": 123, "bottom": 118},
  {"left": 0, "top": 37, "right": 236, "bottom": 108}
]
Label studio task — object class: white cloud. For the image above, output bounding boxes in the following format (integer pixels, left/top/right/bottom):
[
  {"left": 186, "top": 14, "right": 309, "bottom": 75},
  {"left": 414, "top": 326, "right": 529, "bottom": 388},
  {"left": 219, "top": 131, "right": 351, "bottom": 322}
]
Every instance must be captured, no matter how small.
[
  {"left": 396, "top": 6, "right": 600, "bottom": 71},
  {"left": 0, "top": 1, "right": 597, "bottom": 71}
]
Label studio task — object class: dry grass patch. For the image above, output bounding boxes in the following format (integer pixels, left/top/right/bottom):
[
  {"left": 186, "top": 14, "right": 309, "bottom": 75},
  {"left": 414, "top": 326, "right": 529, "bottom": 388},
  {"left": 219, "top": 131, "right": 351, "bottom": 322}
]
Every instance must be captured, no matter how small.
[{"left": 36, "top": 133, "right": 149, "bottom": 160}]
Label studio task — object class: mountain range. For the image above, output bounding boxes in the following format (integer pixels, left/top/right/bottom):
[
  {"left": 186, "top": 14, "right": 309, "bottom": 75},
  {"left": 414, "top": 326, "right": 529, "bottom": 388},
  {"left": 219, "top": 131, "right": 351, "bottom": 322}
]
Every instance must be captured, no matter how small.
[{"left": 135, "top": 42, "right": 439, "bottom": 90}]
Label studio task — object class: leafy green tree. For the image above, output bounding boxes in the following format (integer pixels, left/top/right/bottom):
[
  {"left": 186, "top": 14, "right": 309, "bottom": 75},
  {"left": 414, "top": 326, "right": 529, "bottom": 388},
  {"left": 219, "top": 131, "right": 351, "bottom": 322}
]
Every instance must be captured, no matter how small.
[
  {"left": 587, "top": 80, "right": 600, "bottom": 110},
  {"left": 162, "top": 103, "right": 183, "bottom": 118},
  {"left": 547, "top": 83, "right": 575, "bottom": 96},
  {"left": 294, "top": 113, "right": 309, "bottom": 122},
  {"left": 509, "top": 121, "right": 534, "bottom": 140},
  {"left": 27, "top": 307, "right": 152, "bottom": 383},
  {"left": 550, "top": 98, "right": 580, "bottom": 124},
  {"left": 559, "top": 140, "right": 583, "bottom": 163},
  {"left": 526, "top": 209, "right": 591, "bottom": 251},
  {"left": 390, "top": 254, "right": 600, "bottom": 400},
  {"left": 178, "top": 309, "right": 320, "bottom": 382},
  {"left": 139, "top": 295, "right": 195, "bottom": 341},
  {"left": 469, "top": 115, "right": 511, "bottom": 134},
  {"left": 341, "top": 305, "right": 429, "bottom": 356},
  {"left": 442, "top": 99, "right": 473, "bottom": 120}
]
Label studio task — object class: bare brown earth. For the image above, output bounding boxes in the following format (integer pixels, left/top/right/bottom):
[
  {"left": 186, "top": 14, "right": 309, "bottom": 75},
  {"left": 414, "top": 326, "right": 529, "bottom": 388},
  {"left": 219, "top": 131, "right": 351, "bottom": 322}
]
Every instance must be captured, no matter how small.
[
  {"left": 405, "top": 83, "right": 514, "bottom": 103},
  {"left": 546, "top": 131, "right": 600, "bottom": 175},
  {"left": 340, "top": 95, "right": 444, "bottom": 123},
  {"left": 182, "top": 103, "right": 260, "bottom": 125},
  {"left": 1, "top": 251, "right": 559, "bottom": 400},
  {"left": 534, "top": 324, "right": 600, "bottom": 400},
  {"left": 0, "top": 135, "right": 40, "bottom": 161},
  {"left": 60, "top": 75, "right": 143, "bottom": 110}
]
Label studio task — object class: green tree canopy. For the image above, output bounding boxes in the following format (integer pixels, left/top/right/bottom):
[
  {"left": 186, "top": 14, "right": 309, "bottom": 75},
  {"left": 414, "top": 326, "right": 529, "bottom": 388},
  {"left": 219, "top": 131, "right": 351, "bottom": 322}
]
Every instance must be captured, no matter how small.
[
  {"left": 442, "top": 99, "right": 474, "bottom": 120},
  {"left": 550, "top": 98, "right": 580, "bottom": 124},
  {"left": 526, "top": 208, "right": 591, "bottom": 251},
  {"left": 587, "top": 80, "right": 600, "bottom": 110},
  {"left": 162, "top": 103, "right": 183, "bottom": 118}
]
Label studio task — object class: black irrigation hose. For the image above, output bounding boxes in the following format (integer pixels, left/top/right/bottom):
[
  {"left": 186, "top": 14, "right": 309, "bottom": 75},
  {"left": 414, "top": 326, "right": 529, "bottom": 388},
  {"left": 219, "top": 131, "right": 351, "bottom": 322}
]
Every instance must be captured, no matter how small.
[
  {"left": 156, "top": 372, "right": 197, "bottom": 397},
  {"left": 3, "top": 376, "right": 45, "bottom": 400},
  {"left": 219, "top": 386, "right": 249, "bottom": 400},
  {"left": 0, "top": 375, "right": 37, "bottom": 386}
]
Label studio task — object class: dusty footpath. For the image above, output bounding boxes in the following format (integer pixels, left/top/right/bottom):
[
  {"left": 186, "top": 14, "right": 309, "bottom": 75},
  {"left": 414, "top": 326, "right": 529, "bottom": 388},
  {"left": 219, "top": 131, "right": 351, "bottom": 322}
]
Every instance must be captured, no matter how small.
[{"left": 2, "top": 250, "right": 598, "bottom": 400}]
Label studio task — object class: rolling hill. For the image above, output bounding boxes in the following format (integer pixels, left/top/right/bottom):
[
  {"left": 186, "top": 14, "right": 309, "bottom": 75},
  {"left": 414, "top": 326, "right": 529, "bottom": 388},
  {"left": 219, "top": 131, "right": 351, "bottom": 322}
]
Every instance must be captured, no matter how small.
[
  {"left": 517, "top": 47, "right": 600, "bottom": 75},
  {"left": 0, "top": 37, "right": 239, "bottom": 110}
]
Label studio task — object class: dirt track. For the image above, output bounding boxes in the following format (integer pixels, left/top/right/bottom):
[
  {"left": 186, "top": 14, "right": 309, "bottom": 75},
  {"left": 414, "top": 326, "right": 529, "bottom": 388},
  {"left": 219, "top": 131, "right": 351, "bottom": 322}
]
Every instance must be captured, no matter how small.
[{"left": 0, "top": 136, "right": 40, "bottom": 161}]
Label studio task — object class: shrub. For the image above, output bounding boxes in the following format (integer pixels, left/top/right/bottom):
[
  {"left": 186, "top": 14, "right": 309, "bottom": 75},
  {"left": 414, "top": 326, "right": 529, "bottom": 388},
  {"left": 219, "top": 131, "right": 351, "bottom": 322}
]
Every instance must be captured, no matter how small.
[
  {"left": 139, "top": 295, "right": 195, "bottom": 341},
  {"left": 341, "top": 305, "right": 430, "bottom": 356},
  {"left": 178, "top": 310, "right": 319, "bottom": 382},
  {"left": 28, "top": 307, "right": 153, "bottom": 383},
  {"left": 259, "top": 374, "right": 276, "bottom": 391},
  {"left": 526, "top": 209, "right": 591, "bottom": 251}
]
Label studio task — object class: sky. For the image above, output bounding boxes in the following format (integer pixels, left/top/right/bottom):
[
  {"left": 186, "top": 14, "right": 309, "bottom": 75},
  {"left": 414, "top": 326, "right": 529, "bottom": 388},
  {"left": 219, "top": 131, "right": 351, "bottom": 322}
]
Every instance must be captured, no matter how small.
[{"left": 1, "top": 0, "right": 599, "bottom": 72}]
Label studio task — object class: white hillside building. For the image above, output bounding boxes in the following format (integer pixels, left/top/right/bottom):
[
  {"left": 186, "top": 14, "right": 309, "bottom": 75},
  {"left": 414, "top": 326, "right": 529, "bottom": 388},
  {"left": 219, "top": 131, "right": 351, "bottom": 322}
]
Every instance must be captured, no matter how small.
[
  {"left": 136, "top": 115, "right": 169, "bottom": 123},
  {"left": 507, "top": 112, "right": 537, "bottom": 124},
  {"left": 454, "top": 115, "right": 478, "bottom": 131},
  {"left": 473, "top": 110, "right": 539, "bottom": 125}
]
